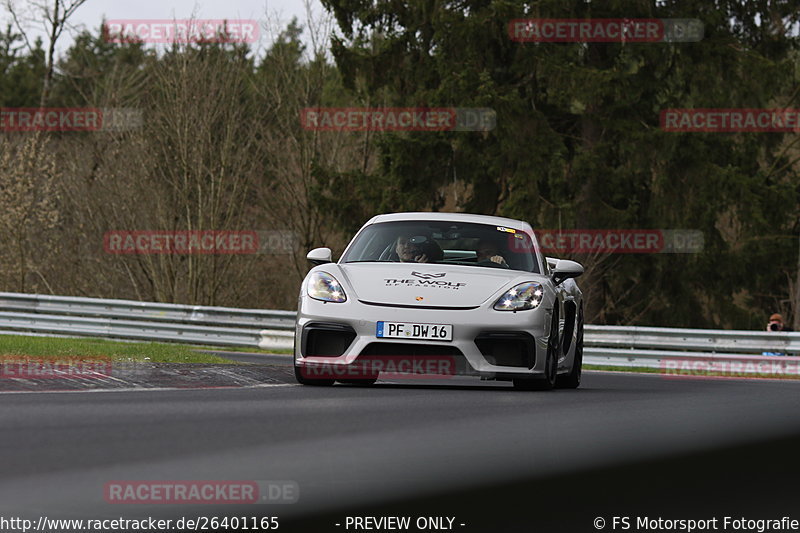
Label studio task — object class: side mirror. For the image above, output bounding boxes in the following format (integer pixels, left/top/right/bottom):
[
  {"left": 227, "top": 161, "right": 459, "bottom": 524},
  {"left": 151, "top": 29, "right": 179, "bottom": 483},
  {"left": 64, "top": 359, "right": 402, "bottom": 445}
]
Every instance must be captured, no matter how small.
[
  {"left": 551, "top": 259, "right": 584, "bottom": 285},
  {"left": 307, "top": 247, "right": 332, "bottom": 265}
]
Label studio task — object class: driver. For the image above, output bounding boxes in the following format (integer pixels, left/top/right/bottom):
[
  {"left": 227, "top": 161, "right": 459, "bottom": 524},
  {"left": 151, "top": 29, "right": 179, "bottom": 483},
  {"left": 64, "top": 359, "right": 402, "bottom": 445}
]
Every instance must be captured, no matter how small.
[{"left": 395, "top": 235, "right": 443, "bottom": 263}]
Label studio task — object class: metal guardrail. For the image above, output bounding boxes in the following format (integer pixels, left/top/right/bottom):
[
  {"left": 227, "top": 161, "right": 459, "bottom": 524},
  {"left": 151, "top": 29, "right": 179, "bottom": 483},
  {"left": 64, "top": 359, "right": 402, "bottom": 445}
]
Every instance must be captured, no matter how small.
[
  {"left": 0, "top": 293, "right": 294, "bottom": 350},
  {"left": 585, "top": 324, "right": 800, "bottom": 354},
  {"left": 0, "top": 292, "right": 295, "bottom": 328},
  {"left": 0, "top": 293, "right": 798, "bottom": 373},
  {"left": 583, "top": 325, "right": 800, "bottom": 372}
]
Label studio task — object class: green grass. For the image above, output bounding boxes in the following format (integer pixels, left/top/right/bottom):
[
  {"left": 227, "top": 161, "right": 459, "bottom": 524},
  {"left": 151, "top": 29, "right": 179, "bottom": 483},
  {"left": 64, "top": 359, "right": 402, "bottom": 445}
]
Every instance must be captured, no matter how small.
[
  {"left": 208, "top": 345, "right": 293, "bottom": 355},
  {"left": 584, "top": 364, "right": 661, "bottom": 373},
  {"left": 0, "top": 334, "right": 232, "bottom": 363}
]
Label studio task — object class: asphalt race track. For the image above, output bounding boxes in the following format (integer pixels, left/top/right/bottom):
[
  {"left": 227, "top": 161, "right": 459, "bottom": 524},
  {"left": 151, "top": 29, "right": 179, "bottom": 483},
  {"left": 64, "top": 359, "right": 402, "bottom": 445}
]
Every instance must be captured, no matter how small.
[{"left": 2, "top": 356, "right": 800, "bottom": 531}]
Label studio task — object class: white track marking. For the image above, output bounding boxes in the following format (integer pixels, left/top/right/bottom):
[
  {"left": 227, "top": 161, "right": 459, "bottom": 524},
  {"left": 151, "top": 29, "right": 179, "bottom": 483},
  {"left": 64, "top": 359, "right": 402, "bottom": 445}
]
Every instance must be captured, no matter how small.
[{"left": 0, "top": 383, "right": 296, "bottom": 395}]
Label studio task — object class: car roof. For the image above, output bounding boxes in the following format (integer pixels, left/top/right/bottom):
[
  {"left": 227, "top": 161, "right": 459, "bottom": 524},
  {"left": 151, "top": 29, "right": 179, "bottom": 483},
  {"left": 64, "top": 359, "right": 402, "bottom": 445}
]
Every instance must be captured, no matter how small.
[{"left": 366, "top": 212, "right": 532, "bottom": 231}]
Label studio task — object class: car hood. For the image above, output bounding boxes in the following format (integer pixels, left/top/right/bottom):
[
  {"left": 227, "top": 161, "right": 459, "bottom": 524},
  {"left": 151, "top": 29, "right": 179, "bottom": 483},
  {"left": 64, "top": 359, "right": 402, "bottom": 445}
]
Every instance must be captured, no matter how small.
[{"left": 335, "top": 263, "right": 540, "bottom": 308}]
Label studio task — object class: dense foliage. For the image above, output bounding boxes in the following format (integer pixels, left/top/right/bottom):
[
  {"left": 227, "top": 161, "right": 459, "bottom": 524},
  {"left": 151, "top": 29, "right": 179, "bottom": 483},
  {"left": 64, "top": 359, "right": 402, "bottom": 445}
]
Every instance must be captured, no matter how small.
[{"left": 0, "top": 2, "right": 798, "bottom": 329}]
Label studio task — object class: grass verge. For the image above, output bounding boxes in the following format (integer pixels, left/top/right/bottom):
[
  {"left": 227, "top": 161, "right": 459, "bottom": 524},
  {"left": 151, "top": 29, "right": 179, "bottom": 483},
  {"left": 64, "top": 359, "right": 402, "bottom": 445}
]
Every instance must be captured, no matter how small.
[
  {"left": 584, "top": 364, "right": 661, "bottom": 373},
  {"left": 208, "top": 346, "right": 293, "bottom": 355},
  {"left": 0, "top": 334, "right": 232, "bottom": 363}
]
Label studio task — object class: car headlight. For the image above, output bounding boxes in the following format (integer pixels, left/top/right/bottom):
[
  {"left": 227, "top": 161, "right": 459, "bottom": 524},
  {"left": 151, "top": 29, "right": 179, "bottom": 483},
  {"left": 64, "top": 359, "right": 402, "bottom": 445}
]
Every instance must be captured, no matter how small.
[
  {"left": 493, "top": 282, "right": 544, "bottom": 311},
  {"left": 307, "top": 271, "right": 347, "bottom": 303}
]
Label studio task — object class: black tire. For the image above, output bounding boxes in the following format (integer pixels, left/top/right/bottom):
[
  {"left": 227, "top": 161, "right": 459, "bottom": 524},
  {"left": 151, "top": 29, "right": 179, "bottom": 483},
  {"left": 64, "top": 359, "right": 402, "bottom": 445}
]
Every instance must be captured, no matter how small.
[
  {"left": 556, "top": 306, "right": 583, "bottom": 389},
  {"left": 294, "top": 362, "right": 335, "bottom": 386},
  {"left": 514, "top": 308, "right": 559, "bottom": 391}
]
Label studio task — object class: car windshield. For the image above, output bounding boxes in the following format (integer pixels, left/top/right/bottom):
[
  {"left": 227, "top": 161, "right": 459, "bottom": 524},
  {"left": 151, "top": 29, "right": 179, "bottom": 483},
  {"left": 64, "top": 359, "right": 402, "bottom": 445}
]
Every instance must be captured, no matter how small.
[{"left": 341, "top": 220, "right": 540, "bottom": 273}]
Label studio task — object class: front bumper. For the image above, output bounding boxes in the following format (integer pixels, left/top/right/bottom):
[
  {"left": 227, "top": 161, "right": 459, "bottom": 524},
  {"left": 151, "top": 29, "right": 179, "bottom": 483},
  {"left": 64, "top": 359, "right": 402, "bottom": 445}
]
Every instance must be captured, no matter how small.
[{"left": 295, "top": 296, "right": 552, "bottom": 379}]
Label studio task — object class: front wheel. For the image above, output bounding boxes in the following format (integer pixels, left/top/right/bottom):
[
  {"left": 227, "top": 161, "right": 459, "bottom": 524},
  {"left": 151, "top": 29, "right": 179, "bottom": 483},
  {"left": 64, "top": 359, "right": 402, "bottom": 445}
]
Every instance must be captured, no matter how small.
[{"left": 556, "top": 306, "right": 583, "bottom": 389}]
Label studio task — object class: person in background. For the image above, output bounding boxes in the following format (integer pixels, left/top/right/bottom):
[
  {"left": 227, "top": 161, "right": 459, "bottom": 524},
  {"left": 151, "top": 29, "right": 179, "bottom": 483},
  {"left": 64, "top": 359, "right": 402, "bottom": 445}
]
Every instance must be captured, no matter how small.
[
  {"left": 762, "top": 313, "right": 792, "bottom": 356},
  {"left": 766, "top": 313, "right": 793, "bottom": 332}
]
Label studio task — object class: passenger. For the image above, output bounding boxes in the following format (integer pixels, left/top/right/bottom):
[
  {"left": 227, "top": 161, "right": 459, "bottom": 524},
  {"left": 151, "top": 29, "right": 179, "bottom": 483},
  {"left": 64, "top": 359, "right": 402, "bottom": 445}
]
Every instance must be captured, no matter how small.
[{"left": 476, "top": 239, "right": 508, "bottom": 267}]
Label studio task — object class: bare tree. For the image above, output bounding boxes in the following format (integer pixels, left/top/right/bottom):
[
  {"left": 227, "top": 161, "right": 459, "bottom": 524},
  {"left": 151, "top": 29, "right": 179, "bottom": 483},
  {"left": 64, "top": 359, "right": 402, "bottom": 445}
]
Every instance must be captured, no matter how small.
[
  {"left": 254, "top": 2, "right": 366, "bottom": 288},
  {"left": 3, "top": 0, "right": 87, "bottom": 106},
  {"left": 1, "top": 3, "right": 375, "bottom": 309},
  {"left": 794, "top": 233, "right": 800, "bottom": 331},
  {"left": 0, "top": 133, "right": 60, "bottom": 292}
]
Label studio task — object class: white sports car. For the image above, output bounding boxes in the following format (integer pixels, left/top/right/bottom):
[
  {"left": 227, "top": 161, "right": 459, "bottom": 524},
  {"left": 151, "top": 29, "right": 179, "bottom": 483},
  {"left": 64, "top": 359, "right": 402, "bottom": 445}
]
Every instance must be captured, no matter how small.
[{"left": 294, "top": 212, "right": 584, "bottom": 390}]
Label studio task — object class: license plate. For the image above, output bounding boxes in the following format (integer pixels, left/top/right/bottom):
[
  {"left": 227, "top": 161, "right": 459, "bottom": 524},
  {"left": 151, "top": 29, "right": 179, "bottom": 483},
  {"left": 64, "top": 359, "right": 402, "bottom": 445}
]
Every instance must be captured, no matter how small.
[{"left": 376, "top": 321, "right": 453, "bottom": 341}]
